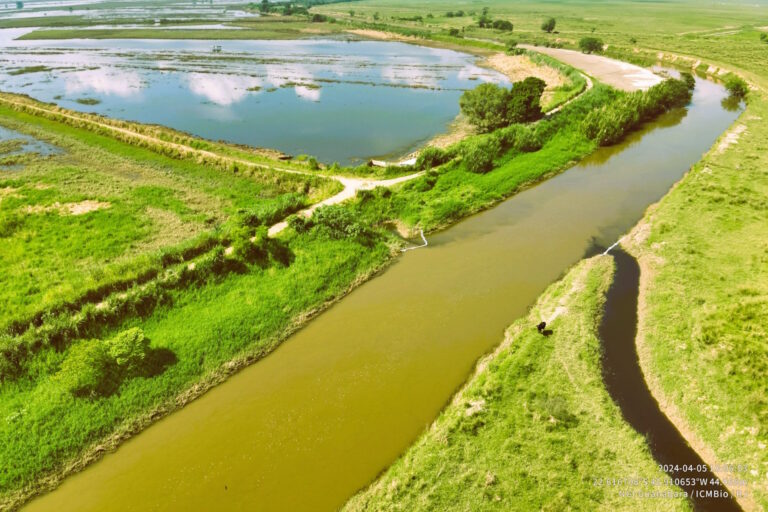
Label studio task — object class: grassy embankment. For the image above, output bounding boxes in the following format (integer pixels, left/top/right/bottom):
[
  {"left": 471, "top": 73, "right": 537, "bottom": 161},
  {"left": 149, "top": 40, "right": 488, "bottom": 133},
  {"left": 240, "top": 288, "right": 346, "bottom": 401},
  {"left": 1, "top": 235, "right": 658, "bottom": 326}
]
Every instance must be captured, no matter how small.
[
  {"left": 344, "top": 256, "right": 690, "bottom": 511},
  {"left": 316, "top": 1, "right": 768, "bottom": 508}
]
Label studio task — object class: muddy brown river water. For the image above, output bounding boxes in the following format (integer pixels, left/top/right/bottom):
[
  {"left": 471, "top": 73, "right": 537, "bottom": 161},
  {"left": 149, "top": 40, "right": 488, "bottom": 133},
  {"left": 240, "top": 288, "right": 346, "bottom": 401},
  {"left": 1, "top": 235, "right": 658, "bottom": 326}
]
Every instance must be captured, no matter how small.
[{"left": 23, "top": 77, "right": 741, "bottom": 511}]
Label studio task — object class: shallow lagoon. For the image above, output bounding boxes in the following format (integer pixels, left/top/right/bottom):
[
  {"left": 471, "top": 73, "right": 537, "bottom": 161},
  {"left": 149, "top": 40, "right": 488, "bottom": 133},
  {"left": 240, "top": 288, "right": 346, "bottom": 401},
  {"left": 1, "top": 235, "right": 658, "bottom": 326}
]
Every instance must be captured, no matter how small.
[{"left": 0, "top": 35, "right": 508, "bottom": 163}]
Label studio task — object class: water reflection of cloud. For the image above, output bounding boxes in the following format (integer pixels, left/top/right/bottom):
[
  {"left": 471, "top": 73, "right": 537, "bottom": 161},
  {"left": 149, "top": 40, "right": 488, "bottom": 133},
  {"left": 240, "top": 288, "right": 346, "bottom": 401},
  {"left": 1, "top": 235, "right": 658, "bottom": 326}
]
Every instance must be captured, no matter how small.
[
  {"left": 264, "top": 63, "right": 321, "bottom": 102},
  {"left": 65, "top": 68, "right": 142, "bottom": 97},
  {"left": 295, "top": 86, "right": 320, "bottom": 102},
  {"left": 381, "top": 62, "right": 439, "bottom": 89},
  {"left": 458, "top": 64, "right": 507, "bottom": 85},
  {"left": 186, "top": 73, "right": 260, "bottom": 106}
]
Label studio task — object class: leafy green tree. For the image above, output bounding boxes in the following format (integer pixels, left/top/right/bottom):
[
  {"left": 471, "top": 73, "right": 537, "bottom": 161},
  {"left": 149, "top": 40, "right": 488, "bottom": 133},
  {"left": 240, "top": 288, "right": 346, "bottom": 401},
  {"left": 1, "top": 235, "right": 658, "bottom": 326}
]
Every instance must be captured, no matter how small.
[
  {"left": 541, "top": 17, "right": 556, "bottom": 33},
  {"left": 508, "top": 77, "right": 546, "bottom": 123},
  {"left": 579, "top": 37, "right": 603, "bottom": 54},
  {"left": 459, "top": 83, "right": 511, "bottom": 132},
  {"left": 107, "top": 327, "right": 150, "bottom": 375}
]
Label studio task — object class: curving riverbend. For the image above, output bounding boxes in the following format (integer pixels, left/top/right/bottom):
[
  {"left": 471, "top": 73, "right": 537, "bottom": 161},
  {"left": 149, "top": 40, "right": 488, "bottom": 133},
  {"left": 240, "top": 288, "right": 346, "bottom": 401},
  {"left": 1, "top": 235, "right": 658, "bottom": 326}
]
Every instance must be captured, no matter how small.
[{"left": 24, "top": 78, "right": 741, "bottom": 511}]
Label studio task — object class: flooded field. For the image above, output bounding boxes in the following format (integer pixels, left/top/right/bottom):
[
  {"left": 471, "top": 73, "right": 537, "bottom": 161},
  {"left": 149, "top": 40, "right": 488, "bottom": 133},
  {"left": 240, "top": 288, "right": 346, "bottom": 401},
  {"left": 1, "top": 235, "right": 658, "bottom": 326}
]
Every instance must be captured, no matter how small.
[{"left": 0, "top": 34, "right": 508, "bottom": 163}]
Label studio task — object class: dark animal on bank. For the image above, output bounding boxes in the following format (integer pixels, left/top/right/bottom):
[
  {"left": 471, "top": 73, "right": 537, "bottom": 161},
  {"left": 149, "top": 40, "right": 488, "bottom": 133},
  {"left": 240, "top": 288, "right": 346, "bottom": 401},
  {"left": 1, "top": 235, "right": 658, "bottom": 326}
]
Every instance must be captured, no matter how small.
[{"left": 536, "top": 321, "right": 547, "bottom": 332}]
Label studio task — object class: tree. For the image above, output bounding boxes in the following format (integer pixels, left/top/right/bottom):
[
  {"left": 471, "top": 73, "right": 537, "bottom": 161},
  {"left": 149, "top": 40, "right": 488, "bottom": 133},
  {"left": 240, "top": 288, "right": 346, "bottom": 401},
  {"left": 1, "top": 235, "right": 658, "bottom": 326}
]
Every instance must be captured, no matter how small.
[
  {"left": 541, "top": 17, "right": 556, "bottom": 33},
  {"left": 107, "top": 328, "right": 151, "bottom": 375},
  {"left": 460, "top": 78, "right": 547, "bottom": 132},
  {"left": 579, "top": 37, "right": 604, "bottom": 54},
  {"left": 507, "top": 77, "right": 546, "bottom": 123},
  {"left": 459, "top": 83, "right": 511, "bottom": 133},
  {"left": 492, "top": 19, "right": 513, "bottom": 31}
]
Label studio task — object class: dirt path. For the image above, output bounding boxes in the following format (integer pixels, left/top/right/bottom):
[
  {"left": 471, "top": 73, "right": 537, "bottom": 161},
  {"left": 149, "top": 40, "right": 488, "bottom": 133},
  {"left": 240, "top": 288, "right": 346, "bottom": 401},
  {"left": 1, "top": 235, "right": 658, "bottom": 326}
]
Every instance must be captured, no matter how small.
[
  {"left": 0, "top": 95, "right": 423, "bottom": 234},
  {"left": 520, "top": 45, "right": 662, "bottom": 91}
]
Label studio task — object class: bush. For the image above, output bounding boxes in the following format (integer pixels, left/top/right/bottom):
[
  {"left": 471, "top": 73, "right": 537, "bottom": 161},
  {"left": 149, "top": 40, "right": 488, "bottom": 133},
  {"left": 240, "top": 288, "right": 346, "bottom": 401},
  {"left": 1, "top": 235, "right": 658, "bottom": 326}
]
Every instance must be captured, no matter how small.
[
  {"left": 106, "top": 327, "right": 150, "bottom": 375},
  {"left": 56, "top": 340, "right": 116, "bottom": 397},
  {"left": 463, "top": 138, "right": 500, "bottom": 174},
  {"left": 448, "top": 28, "right": 461, "bottom": 37},
  {"left": 313, "top": 205, "right": 373, "bottom": 241},
  {"left": 415, "top": 146, "right": 449, "bottom": 170},
  {"left": 724, "top": 74, "right": 748, "bottom": 98},
  {"left": 579, "top": 37, "right": 604, "bottom": 54},
  {"left": 541, "top": 17, "right": 556, "bottom": 33},
  {"left": 680, "top": 71, "right": 696, "bottom": 91},
  {"left": 287, "top": 214, "right": 312, "bottom": 233},
  {"left": 492, "top": 19, "right": 513, "bottom": 31}
]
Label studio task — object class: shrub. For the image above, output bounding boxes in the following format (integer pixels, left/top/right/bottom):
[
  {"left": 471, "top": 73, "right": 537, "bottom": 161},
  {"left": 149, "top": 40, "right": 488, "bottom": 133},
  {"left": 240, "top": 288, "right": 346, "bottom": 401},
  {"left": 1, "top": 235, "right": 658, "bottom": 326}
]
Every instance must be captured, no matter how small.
[
  {"left": 56, "top": 340, "right": 116, "bottom": 397},
  {"left": 416, "top": 146, "right": 449, "bottom": 170},
  {"left": 724, "top": 74, "right": 748, "bottom": 98},
  {"left": 313, "top": 205, "right": 373, "bottom": 241},
  {"left": 680, "top": 71, "right": 696, "bottom": 90},
  {"left": 579, "top": 37, "right": 604, "bottom": 54},
  {"left": 760, "top": 33, "right": 767, "bottom": 43},
  {"left": 448, "top": 28, "right": 461, "bottom": 37},
  {"left": 106, "top": 327, "right": 150, "bottom": 375},
  {"left": 463, "top": 138, "right": 500, "bottom": 174},
  {"left": 492, "top": 19, "right": 513, "bottom": 31},
  {"left": 541, "top": 18, "right": 556, "bottom": 33},
  {"left": 287, "top": 214, "right": 312, "bottom": 234}
]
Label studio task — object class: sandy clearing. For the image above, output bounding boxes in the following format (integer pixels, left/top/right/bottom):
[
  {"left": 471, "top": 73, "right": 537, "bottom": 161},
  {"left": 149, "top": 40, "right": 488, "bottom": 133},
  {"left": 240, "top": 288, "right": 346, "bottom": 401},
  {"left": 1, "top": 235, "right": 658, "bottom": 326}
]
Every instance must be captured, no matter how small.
[
  {"left": 520, "top": 45, "right": 662, "bottom": 91},
  {"left": 716, "top": 124, "right": 746, "bottom": 154},
  {"left": 347, "top": 29, "right": 419, "bottom": 42},
  {"left": 484, "top": 53, "right": 565, "bottom": 88},
  {"left": 23, "top": 200, "right": 111, "bottom": 216}
]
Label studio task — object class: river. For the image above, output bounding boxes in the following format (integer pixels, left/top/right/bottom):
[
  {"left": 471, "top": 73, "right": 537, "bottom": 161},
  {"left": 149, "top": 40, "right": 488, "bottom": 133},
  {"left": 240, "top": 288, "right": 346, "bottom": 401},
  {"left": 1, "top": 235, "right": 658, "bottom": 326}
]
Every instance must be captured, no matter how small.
[{"left": 23, "top": 77, "right": 741, "bottom": 511}]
